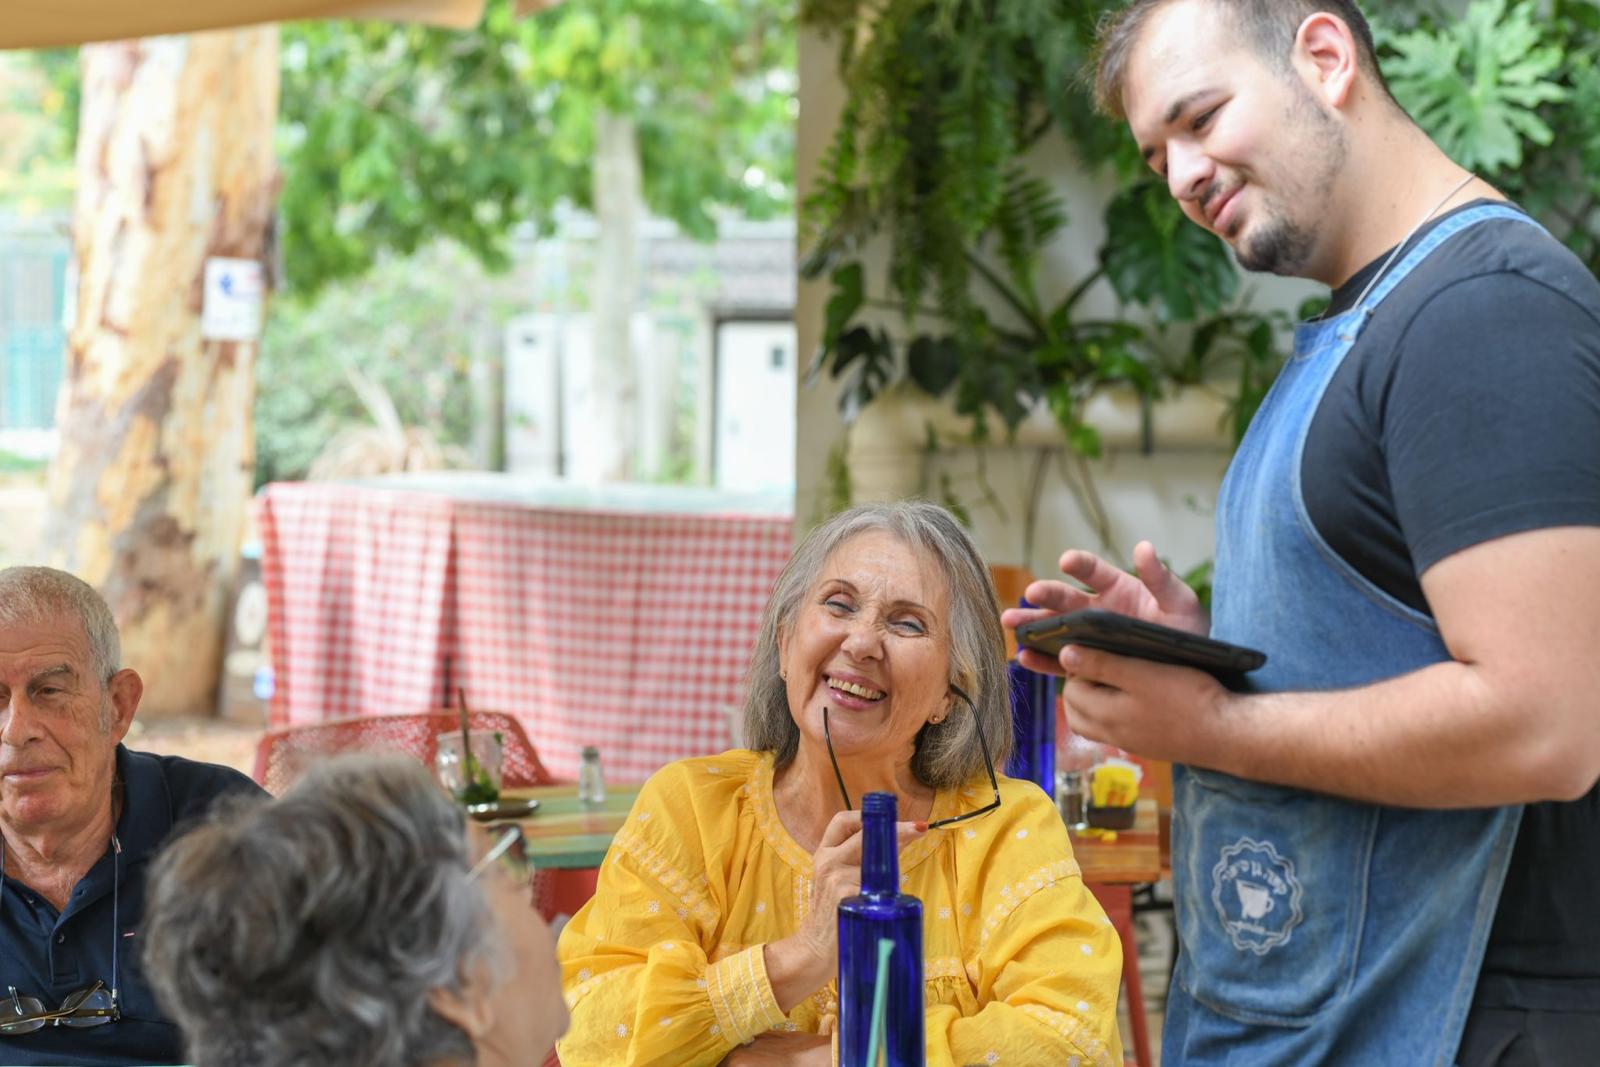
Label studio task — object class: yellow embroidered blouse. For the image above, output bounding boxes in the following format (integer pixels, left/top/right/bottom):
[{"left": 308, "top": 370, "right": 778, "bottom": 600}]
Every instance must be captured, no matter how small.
[{"left": 556, "top": 749, "right": 1124, "bottom": 1067}]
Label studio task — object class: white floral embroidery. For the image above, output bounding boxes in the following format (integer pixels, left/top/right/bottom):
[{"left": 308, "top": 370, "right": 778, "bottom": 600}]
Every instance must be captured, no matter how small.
[
  {"left": 1080, "top": 943, "right": 1093, "bottom": 956},
  {"left": 1016, "top": 829, "right": 1029, "bottom": 840},
  {"left": 710, "top": 1024, "right": 721, "bottom": 1036},
  {"left": 978, "top": 860, "right": 1080, "bottom": 949},
  {"left": 677, "top": 908, "right": 688, "bottom": 919},
  {"left": 638, "top": 812, "right": 653, "bottom": 822},
  {"left": 985, "top": 1052, "right": 999, "bottom": 1064},
  {"left": 647, "top": 900, "right": 661, "bottom": 915},
  {"left": 754, "top": 902, "right": 766, "bottom": 914},
  {"left": 660, "top": 1017, "right": 673, "bottom": 1027},
  {"left": 938, "top": 907, "right": 951, "bottom": 920},
  {"left": 784, "top": 1021, "right": 798, "bottom": 1032},
  {"left": 661, "top": 942, "right": 676, "bottom": 951},
  {"left": 1076, "top": 1001, "right": 1089, "bottom": 1013},
  {"left": 616, "top": 1024, "right": 629, "bottom": 1038},
  {"left": 578, "top": 968, "right": 592, "bottom": 981},
  {"left": 696, "top": 978, "right": 708, "bottom": 990},
  {"left": 961, "top": 903, "right": 973, "bottom": 917},
  {"left": 706, "top": 766, "right": 721, "bottom": 774},
  {"left": 964, "top": 829, "right": 977, "bottom": 840}
]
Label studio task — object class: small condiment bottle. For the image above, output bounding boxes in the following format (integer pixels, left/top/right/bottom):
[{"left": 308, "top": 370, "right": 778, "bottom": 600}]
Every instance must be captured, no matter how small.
[{"left": 577, "top": 746, "right": 606, "bottom": 805}]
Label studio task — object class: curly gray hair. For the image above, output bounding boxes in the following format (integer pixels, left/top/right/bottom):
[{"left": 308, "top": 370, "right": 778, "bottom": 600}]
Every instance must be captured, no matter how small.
[
  {"left": 141, "top": 755, "right": 506, "bottom": 1067},
  {"left": 743, "top": 501, "right": 1012, "bottom": 788}
]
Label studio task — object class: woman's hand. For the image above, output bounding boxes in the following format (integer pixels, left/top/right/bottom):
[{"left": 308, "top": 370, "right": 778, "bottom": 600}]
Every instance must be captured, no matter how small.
[
  {"left": 720, "top": 1031, "right": 831, "bottom": 1066},
  {"left": 763, "top": 810, "right": 924, "bottom": 1012},
  {"left": 1002, "top": 540, "right": 1207, "bottom": 677}
]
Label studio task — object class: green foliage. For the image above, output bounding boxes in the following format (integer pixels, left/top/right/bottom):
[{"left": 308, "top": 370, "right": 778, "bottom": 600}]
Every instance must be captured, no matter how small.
[
  {"left": 280, "top": 0, "right": 795, "bottom": 296},
  {"left": 0, "top": 51, "right": 77, "bottom": 212},
  {"left": 799, "top": 0, "right": 1274, "bottom": 456},
  {"left": 1380, "top": 0, "right": 1566, "bottom": 173},
  {"left": 253, "top": 242, "right": 523, "bottom": 487},
  {"left": 1376, "top": 0, "right": 1600, "bottom": 277},
  {"left": 803, "top": 0, "right": 1600, "bottom": 486},
  {"left": 1101, "top": 183, "right": 1239, "bottom": 324}
]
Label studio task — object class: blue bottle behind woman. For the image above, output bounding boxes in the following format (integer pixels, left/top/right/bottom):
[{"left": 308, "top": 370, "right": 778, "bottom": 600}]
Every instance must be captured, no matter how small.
[
  {"left": 837, "top": 792, "right": 924, "bottom": 1067},
  {"left": 1005, "top": 598, "right": 1057, "bottom": 798}
]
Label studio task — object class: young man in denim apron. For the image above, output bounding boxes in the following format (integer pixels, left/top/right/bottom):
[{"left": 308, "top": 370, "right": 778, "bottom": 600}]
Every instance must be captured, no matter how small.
[{"left": 1004, "top": 2, "right": 1600, "bottom": 1064}]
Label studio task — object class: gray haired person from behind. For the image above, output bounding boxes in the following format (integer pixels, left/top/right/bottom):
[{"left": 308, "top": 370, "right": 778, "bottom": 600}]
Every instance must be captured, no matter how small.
[{"left": 140, "top": 754, "right": 567, "bottom": 1067}]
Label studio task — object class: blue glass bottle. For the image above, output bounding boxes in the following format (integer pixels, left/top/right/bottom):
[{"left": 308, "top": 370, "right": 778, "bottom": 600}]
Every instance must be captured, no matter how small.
[
  {"left": 838, "top": 792, "right": 924, "bottom": 1067},
  {"left": 1006, "top": 597, "right": 1057, "bottom": 798}
]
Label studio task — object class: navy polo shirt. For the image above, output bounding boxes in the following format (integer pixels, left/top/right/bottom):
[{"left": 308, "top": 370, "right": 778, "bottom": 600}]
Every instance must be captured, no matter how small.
[{"left": 0, "top": 745, "right": 262, "bottom": 1066}]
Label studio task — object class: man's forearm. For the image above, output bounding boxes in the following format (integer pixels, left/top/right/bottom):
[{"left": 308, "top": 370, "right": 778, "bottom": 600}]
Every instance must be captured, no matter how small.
[{"left": 1204, "top": 659, "right": 1597, "bottom": 807}]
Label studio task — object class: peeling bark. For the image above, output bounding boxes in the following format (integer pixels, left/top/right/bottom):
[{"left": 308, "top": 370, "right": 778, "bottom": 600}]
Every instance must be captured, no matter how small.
[{"left": 47, "top": 30, "right": 279, "bottom": 718}]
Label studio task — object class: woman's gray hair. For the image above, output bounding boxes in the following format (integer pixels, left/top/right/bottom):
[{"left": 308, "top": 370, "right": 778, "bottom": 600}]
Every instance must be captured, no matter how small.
[
  {"left": 0, "top": 566, "right": 120, "bottom": 684},
  {"left": 743, "top": 500, "right": 1012, "bottom": 788},
  {"left": 142, "top": 755, "right": 505, "bottom": 1067}
]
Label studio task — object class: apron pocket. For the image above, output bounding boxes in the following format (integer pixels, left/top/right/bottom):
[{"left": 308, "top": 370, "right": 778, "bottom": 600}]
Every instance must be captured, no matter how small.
[{"left": 1173, "top": 766, "right": 1376, "bottom": 1026}]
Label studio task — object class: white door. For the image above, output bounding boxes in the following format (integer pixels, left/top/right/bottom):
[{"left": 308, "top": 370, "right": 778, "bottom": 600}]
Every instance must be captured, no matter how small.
[{"left": 714, "top": 320, "right": 795, "bottom": 491}]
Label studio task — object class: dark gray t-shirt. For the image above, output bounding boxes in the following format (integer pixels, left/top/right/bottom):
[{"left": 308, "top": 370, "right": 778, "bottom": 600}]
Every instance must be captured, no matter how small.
[{"left": 1305, "top": 200, "right": 1600, "bottom": 1009}]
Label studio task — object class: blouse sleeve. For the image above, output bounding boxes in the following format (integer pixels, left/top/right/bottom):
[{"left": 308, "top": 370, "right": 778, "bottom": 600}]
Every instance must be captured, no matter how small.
[
  {"left": 929, "top": 792, "right": 1125, "bottom": 1067},
  {"left": 556, "top": 764, "right": 785, "bottom": 1066}
]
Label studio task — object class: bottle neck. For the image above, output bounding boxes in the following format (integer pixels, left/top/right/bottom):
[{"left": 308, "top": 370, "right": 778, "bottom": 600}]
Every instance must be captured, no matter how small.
[{"left": 860, "top": 801, "right": 899, "bottom": 895}]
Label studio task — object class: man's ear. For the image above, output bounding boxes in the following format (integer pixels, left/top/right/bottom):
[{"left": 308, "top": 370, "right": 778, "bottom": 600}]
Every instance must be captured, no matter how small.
[
  {"left": 105, "top": 668, "right": 142, "bottom": 743},
  {"left": 1295, "top": 12, "right": 1360, "bottom": 109},
  {"left": 427, "top": 975, "right": 494, "bottom": 1042}
]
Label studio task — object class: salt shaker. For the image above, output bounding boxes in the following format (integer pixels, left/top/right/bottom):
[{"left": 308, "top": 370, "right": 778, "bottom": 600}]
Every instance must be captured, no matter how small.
[
  {"left": 577, "top": 746, "right": 606, "bottom": 805},
  {"left": 1058, "top": 770, "right": 1089, "bottom": 829}
]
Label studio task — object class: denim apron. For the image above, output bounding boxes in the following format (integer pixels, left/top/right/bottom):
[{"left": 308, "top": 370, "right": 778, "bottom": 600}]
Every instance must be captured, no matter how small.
[{"left": 1163, "top": 205, "right": 1536, "bottom": 1066}]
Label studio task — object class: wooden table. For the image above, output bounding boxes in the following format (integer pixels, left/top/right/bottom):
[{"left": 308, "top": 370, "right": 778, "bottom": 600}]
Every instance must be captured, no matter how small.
[
  {"left": 503, "top": 784, "right": 643, "bottom": 870},
  {"left": 1068, "top": 797, "right": 1161, "bottom": 885}
]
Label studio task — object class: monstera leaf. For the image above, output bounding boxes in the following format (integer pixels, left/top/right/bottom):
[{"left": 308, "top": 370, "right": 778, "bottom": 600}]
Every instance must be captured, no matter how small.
[
  {"left": 1380, "top": 0, "right": 1567, "bottom": 175},
  {"left": 1100, "top": 182, "right": 1237, "bottom": 325}
]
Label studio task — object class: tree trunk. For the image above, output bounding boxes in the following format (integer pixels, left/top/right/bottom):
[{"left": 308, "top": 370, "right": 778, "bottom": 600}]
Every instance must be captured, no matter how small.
[
  {"left": 588, "top": 106, "right": 641, "bottom": 482},
  {"left": 46, "top": 30, "right": 279, "bottom": 718}
]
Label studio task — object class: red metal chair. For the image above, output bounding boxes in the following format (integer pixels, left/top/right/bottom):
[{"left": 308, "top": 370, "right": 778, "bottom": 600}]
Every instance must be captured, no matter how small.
[
  {"left": 251, "top": 711, "right": 565, "bottom": 918},
  {"left": 252, "top": 710, "right": 554, "bottom": 794}
]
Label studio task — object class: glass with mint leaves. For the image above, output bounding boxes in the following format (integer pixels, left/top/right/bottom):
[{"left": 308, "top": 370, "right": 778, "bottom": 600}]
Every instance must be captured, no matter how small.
[{"left": 436, "top": 691, "right": 502, "bottom": 807}]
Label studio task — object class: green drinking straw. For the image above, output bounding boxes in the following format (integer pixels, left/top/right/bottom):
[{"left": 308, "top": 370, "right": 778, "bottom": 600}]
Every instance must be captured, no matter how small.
[{"left": 864, "top": 938, "right": 895, "bottom": 1067}]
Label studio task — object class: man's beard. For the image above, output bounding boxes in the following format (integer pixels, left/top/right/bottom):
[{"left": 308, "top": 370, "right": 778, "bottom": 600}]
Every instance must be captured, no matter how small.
[
  {"left": 1236, "top": 211, "right": 1318, "bottom": 276},
  {"left": 1233, "top": 83, "right": 1346, "bottom": 278}
]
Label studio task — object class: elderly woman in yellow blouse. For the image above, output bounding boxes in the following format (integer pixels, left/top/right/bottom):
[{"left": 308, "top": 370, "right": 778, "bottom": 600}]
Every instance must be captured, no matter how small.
[{"left": 557, "top": 501, "right": 1123, "bottom": 1066}]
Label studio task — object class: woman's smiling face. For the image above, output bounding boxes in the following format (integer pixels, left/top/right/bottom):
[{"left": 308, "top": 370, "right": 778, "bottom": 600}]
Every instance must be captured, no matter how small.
[{"left": 779, "top": 530, "right": 953, "bottom": 767}]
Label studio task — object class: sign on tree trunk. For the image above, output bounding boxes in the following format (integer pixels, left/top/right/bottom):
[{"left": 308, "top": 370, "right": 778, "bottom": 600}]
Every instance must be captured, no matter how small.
[{"left": 47, "top": 29, "right": 280, "bottom": 718}]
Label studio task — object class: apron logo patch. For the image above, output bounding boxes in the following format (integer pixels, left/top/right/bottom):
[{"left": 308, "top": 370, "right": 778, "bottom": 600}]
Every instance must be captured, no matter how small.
[{"left": 1211, "top": 837, "right": 1304, "bottom": 956}]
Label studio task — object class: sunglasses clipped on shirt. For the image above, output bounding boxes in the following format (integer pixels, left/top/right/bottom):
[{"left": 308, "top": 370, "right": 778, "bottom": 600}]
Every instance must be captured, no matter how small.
[
  {"left": 0, "top": 836, "right": 123, "bottom": 1036},
  {"left": 822, "top": 683, "right": 1003, "bottom": 830},
  {"left": 469, "top": 823, "right": 536, "bottom": 885}
]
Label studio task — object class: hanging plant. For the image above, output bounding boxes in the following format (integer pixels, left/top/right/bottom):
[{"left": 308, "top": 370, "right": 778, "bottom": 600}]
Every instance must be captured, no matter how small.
[{"left": 798, "top": 0, "right": 1285, "bottom": 463}]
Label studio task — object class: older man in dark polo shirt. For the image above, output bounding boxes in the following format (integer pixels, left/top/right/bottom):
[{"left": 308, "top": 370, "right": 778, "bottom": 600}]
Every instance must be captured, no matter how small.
[{"left": 0, "top": 566, "right": 261, "bottom": 1066}]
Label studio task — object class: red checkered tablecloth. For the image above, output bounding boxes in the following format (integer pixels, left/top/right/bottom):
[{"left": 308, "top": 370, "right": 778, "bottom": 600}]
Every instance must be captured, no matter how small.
[{"left": 256, "top": 481, "right": 794, "bottom": 783}]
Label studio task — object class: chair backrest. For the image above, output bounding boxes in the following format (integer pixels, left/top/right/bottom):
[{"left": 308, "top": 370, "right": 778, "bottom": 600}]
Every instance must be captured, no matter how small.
[{"left": 253, "top": 711, "right": 554, "bottom": 796}]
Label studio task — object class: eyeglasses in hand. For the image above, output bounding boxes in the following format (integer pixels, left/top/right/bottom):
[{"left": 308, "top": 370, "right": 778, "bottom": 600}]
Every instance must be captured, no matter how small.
[{"left": 822, "top": 683, "right": 1002, "bottom": 829}]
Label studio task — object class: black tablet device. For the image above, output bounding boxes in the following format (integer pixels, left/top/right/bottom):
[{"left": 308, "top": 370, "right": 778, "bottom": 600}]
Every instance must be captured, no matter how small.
[{"left": 1014, "top": 609, "right": 1266, "bottom": 677}]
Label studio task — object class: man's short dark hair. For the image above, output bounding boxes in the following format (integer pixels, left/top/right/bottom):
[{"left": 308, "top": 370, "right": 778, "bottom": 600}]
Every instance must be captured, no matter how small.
[{"left": 1093, "top": 0, "right": 1390, "bottom": 119}]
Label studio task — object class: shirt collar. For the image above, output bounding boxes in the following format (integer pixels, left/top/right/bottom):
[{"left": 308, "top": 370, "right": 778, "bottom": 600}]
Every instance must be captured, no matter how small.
[{"left": 113, "top": 744, "right": 174, "bottom": 864}]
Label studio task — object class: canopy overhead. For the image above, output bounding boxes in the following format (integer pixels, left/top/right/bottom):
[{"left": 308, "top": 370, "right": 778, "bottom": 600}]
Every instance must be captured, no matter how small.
[{"left": 1, "top": 0, "right": 554, "bottom": 50}]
